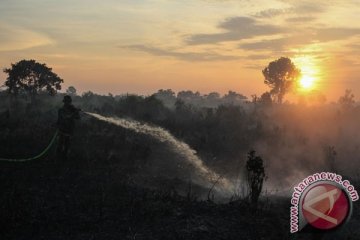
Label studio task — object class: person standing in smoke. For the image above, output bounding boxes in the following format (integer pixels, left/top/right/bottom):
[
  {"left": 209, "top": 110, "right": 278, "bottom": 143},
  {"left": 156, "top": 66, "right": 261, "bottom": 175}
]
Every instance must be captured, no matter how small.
[{"left": 57, "top": 95, "right": 81, "bottom": 159}]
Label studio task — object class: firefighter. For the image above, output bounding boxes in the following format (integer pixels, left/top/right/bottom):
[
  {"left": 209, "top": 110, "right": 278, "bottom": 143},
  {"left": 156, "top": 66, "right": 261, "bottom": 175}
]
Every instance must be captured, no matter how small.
[{"left": 57, "top": 95, "right": 80, "bottom": 158}]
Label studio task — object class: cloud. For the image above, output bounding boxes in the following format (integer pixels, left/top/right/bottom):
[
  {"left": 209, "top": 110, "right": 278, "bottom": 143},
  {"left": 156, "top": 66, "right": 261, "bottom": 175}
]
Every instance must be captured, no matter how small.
[
  {"left": 346, "top": 43, "right": 360, "bottom": 50},
  {"left": 239, "top": 27, "right": 360, "bottom": 51},
  {"left": 315, "top": 28, "right": 360, "bottom": 41},
  {"left": 294, "top": 3, "right": 326, "bottom": 14},
  {"left": 253, "top": 2, "right": 326, "bottom": 19},
  {"left": 124, "top": 45, "right": 240, "bottom": 61},
  {"left": 254, "top": 8, "right": 288, "bottom": 18},
  {"left": 279, "top": 0, "right": 355, "bottom": 5},
  {"left": 0, "top": 23, "right": 54, "bottom": 51},
  {"left": 240, "top": 39, "right": 286, "bottom": 51},
  {"left": 246, "top": 54, "right": 271, "bottom": 60},
  {"left": 124, "top": 44, "right": 275, "bottom": 63},
  {"left": 239, "top": 32, "right": 315, "bottom": 52},
  {"left": 186, "top": 17, "right": 284, "bottom": 45},
  {"left": 244, "top": 63, "right": 265, "bottom": 70},
  {"left": 286, "top": 16, "right": 316, "bottom": 22}
]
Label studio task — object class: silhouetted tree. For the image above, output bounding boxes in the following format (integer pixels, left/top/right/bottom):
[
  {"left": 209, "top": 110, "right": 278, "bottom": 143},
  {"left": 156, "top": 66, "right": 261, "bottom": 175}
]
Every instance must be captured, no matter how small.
[
  {"left": 82, "top": 91, "right": 95, "bottom": 98},
  {"left": 66, "top": 86, "right": 77, "bottom": 96},
  {"left": 203, "top": 92, "right": 221, "bottom": 107},
  {"left": 338, "top": 89, "right": 355, "bottom": 109},
  {"left": 117, "top": 94, "right": 143, "bottom": 117},
  {"left": 142, "top": 95, "right": 168, "bottom": 121},
  {"left": 154, "top": 89, "right": 175, "bottom": 99},
  {"left": 207, "top": 92, "right": 220, "bottom": 99},
  {"left": 175, "top": 99, "right": 186, "bottom": 112},
  {"left": 154, "top": 89, "right": 176, "bottom": 108},
  {"left": 251, "top": 94, "right": 258, "bottom": 103},
  {"left": 262, "top": 57, "right": 300, "bottom": 103},
  {"left": 259, "top": 92, "right": 272, "bottom": 106},
  {"left": 206, "top": 92, "right": 220, "bottom": 101},
  {"left": 222, "top": 90, "right": 247, "bottom": 105},
  {"left": 177, "top": 90, "right": 201, "bottom": 102},
  {"left": 3, "top": 59, "right": 63, "bottom": 103},
  {"left": 246, "top": 150, "right": 265, "bottom": 208}
]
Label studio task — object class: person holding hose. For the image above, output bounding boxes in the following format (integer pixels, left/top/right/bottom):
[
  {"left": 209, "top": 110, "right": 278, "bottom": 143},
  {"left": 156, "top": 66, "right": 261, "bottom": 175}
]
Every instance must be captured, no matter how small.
[{"left": 57, "top": 95, "right": 81, "bottom": 159}]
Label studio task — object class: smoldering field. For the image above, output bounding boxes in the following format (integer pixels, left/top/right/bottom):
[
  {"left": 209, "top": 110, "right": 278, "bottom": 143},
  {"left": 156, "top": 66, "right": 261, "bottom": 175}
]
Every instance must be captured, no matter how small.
[
  {"left": 85, "top": 104, "right": 360, "bottom": 199},
  {"left": 2, "top": 91, "right": 359, "bottom": 198},
  {"left": 251, "top": 104, "right": 360, "bottom": 192},
  {"left": 143, "top": 102, "right": 360, "bottom": 197},
  {"left": 106, "top": 94, "right": 360, "bottom": 197},
  {"left": 1, "top": 91, "right": 360, "bottom": 239}
]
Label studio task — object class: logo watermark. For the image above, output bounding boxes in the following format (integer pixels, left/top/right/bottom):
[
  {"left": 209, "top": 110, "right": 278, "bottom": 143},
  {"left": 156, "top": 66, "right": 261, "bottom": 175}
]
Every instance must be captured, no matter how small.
[{"left": 290, "top": 172, "right": 358, "bottom": 233}]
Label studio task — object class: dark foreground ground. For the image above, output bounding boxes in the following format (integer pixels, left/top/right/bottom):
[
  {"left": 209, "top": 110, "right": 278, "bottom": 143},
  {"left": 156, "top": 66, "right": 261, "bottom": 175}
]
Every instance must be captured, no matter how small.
[{"left": 1, "top": 153, "right": 359, "bottom": 240}]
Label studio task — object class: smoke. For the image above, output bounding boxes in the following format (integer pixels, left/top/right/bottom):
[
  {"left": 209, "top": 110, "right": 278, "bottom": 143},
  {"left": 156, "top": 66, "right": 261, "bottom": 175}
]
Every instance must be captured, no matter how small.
[
  {"left": 250, "top": 105, "right": 360, "bottom": 195},
  {"left": 85, "top": 112, "right": 234, "bottom": 195},
  {"left": 83, "top": 102, "right": 360, "bottom": 200}
]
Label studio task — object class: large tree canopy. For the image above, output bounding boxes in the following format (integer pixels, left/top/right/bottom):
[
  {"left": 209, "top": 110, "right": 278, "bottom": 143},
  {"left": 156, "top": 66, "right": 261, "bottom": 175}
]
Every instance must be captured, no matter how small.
[
  {"left": 262, "top": 57, "right": 300, "bottom": 104},
  {"left": 3, "top": 59, "right": 63, "bottom": 100}
]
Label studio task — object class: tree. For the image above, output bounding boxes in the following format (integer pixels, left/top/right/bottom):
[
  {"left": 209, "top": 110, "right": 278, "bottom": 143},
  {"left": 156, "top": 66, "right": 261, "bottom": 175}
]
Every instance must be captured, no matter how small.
[
  {"left": 154, "top": 89, "right": 175, "bottom": 99},
  {"left": 246, "top": 150, "right": 265, "bottom": 208},
  {"left": 222, "top": 90, "right": 247, "bottom": 105},
  {"left": 177, "top": 90, "right": 201, "bottom": 102},
  {"left": 262, "top": 57, "right": 300, "bottom": 104},
  {"left": 154, "top": 89, "right": 176, "bottom": 108},
  {"left": 175, "top": 99, "right": 186, "bottom": 112},
  {"left": 338, "top": 89, "right": 355, "bottom": 109},
  {"left": 66, "top": 86, "right": 77, "bottom": 96},
  {"left": 3, "top": 59, "right": 63, "bottom": 102},
  {"left": 259, "top": 92, "right": 272, "bottom": 106},
  {"left": 206, "top": 92, "right": 220, "bottom": 100}
]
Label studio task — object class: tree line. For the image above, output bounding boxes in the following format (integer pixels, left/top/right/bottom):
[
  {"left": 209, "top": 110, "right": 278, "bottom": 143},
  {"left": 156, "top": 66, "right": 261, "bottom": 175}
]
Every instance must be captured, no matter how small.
[{"left": 1, "top": 57, "right": 303, "bottom": 106}]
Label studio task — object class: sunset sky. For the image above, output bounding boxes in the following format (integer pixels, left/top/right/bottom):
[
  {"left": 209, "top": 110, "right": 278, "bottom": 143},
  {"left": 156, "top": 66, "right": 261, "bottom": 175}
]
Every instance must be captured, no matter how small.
[{"left": 0, "top": 0, "right": 359, "bottom": 101}]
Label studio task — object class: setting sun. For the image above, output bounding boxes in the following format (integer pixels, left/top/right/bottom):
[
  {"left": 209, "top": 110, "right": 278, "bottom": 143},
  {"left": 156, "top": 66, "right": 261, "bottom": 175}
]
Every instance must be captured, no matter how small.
[
  {"left": 293, "top": 55, "right": 321, "bottom": 92},
  {"left": 299, "top": 75, "right": 315, "bottom": 90}
]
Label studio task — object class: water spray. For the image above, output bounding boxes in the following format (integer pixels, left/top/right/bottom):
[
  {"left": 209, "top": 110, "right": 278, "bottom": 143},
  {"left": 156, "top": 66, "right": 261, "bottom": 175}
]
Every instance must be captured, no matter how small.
[{"left": 85, "top": 112, "right": 234, "bottom": 193}]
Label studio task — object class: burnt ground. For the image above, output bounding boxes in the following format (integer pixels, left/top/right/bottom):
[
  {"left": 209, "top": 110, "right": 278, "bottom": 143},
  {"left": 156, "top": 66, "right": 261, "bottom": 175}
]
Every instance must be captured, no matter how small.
[{"left": 1, "top": 153, "right": 360, "bottom": 240}]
